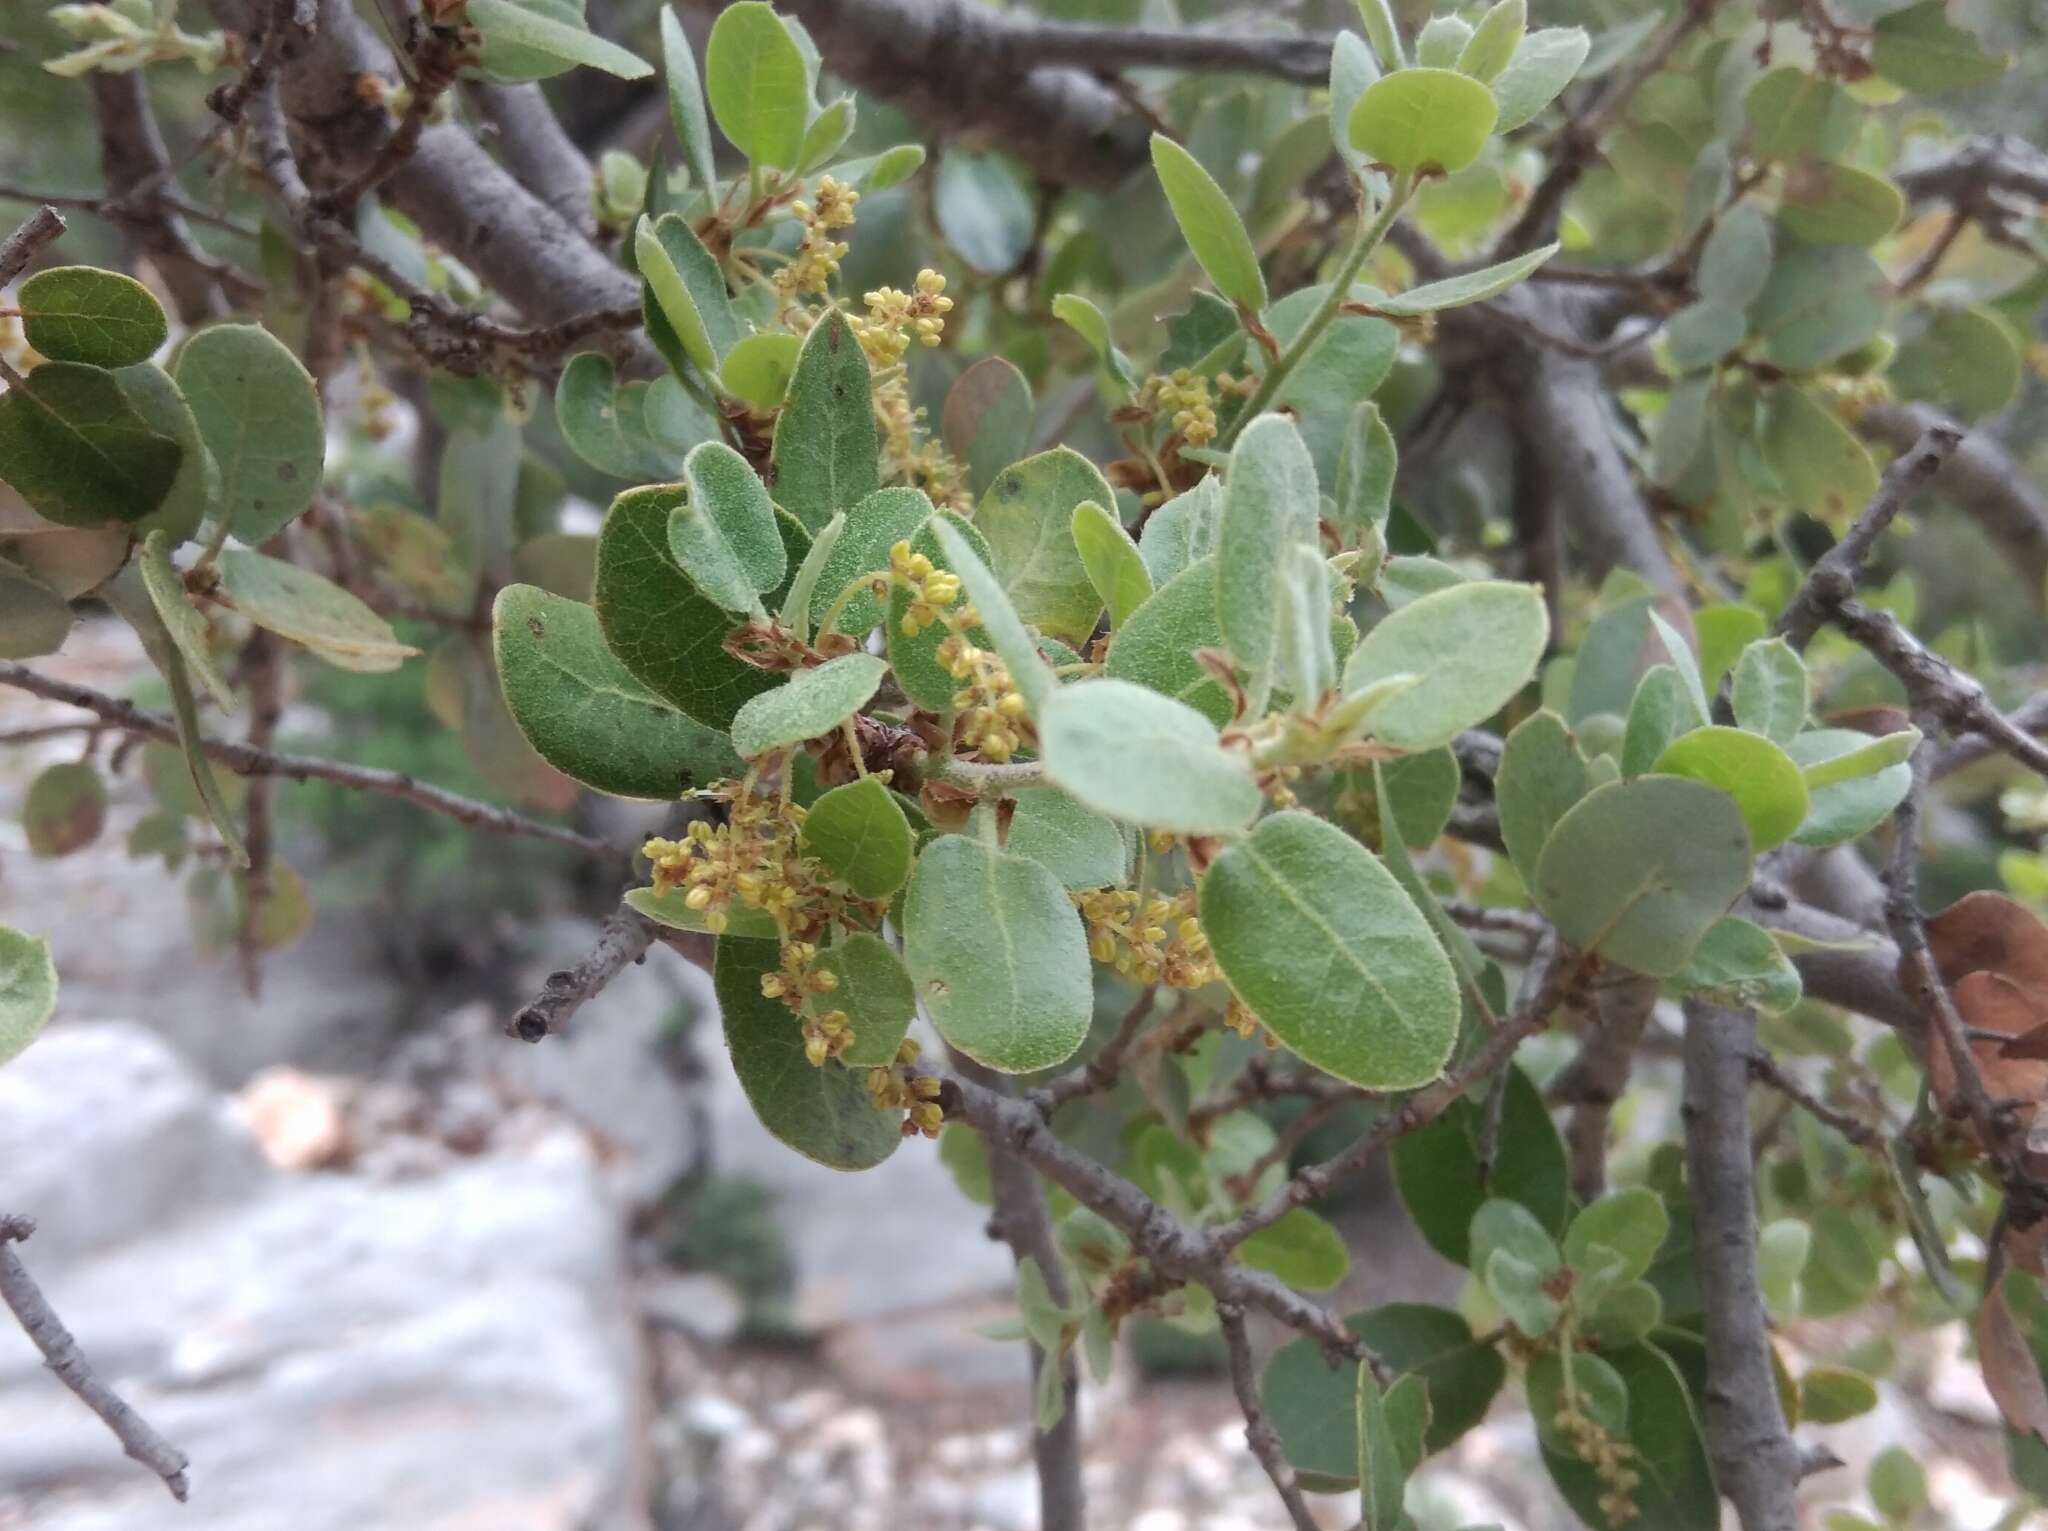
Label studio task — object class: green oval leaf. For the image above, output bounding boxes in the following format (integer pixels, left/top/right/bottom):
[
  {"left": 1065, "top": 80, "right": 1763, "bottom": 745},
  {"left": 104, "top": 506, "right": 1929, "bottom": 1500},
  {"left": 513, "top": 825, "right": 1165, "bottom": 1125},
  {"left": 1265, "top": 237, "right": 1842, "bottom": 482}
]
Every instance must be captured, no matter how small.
[
  {"left": 729, "top": 652, "right": 886, "bottom": 759},
  {"left": 718, "top": 331, "right": 801, "bottom": 411},
  {"left": 1392, "top": 1065, "right": 1568, "bottom": 1265},
  {"left": 902, "top": 834, "right": 1093, "bottom": 1073},
  {"left": 1350, "top": 67, "right": 1498, "bottom": 174},
  {"left": 668, "top": 440, "right": 786, "bottom": 613},
  {"left": 492, "top": 583, "right": 740, "bottom": 799},
  {"left": 810, "top": 486, "right": 934, "bottom": 636},
  {"left": 1004, "top": 786, "right": 1128, "bottom": 891},
  {"left": 975, "top": 447, "right": 1117, "bottom": 648},
  {"left": 1240, "top": 1207, "right": 1350, "bottom": 1292},
  {"left": 1534, "top": 777, "right": 1753, "bottom": 976},
  {"left": 555, "top": 352, "right": 673, "bottom": 480},
  {"left": 1070, "top": 500, "right": 1152, "bottom": 630},
  {"left": 1651, "top": 725, "right": 1809, "bottom": 852},
  {"left": 1219, "top": 413, "right": 1320, "bottom": 709},
  {"left": 1149, "top": 132, "right": 1267, "bottom": 313},
  {"left": 713, "top": 936, "right": 900, "bottom": 1170},
  {"left": 1671, "top": 914, "right": 1803, "bottom": 1015},
  {"left": 23, "top": 760, "right": 105, "bottom": 858},
  {"left": 0, "top": 926, "right": 58, "bottom": 1066},
  {"left": 636, "top": 213, "right": 740, "bottom": 377},
  {"left": 0, "top": 566, "right": 73, "bottom": 660},
  {"left": 1371, "top": 241, "right": 1558, "bottom": 315},
  {"left": 1731, "top": 637, "right": 1809, "bottom": 747},
  {"left": 1491, "top": 26, "right": 1590, "bottom": 132},
  {"left": 772, "top": 310, "right": 879, "bottom": 532},
  {"left": 215, "top": 547, "right": 418, "bottom": 672},
  {"left": 469, "top": 0, "right": 651, "bottom": 80},
  {"left": 0, "top": 360, "right": 182, "bottom": 528},
  {"left": 1565, "top": 1188, "right": 1669, "bottom": 1285},
  {"left": 137, "top": 530, "right": 233, "bottom": 711},
  {"left": 1779, "top": 160, "right": 1904, "bottom": 247},
  {"left": 1201, "top": 811, "right": 1458, "bottom": 1090},
  {"left": 1345, "top": 580, "right": 1548, "bottom": 750},
  {"left": 20, "top": 266, "right": 167, "bottom": 368},
  {"left": 173, "top": 323, "right": 323, "bottom": 542},
  {"left": 1541, "top": 1344, "right": 1717, "bottom": 1531},
  {"left": 801, "top": 775, "right": 914, "bottom": 900},
  {"left": 817, "top": 931, "right": 916, "bottom": 1068},
  {"left": 1040, "top": 677, "right": 1262, "bottom": 836},
  {"left": 705, "top": 1, "right": 809, "bottom": 168},
  {"left": 660, "top": 5, "right": 718, "bottom": 195},
  {"left": 1787, "top": 728, "right": 1914, "bottom": 847}
]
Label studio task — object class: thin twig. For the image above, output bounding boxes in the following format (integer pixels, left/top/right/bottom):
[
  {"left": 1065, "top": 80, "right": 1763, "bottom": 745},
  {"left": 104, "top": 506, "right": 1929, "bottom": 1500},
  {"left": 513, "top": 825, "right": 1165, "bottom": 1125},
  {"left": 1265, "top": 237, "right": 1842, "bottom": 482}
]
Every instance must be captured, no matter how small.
[
  {"left": 507, "top": 902, "right": 660, "bottom": 1040},
  {"left": 320, "top": 24, "right": 473, "bottom": 216},
  {"left": 1218, "top": 1302, "right": 1321, "bottom": 1531},
  {"left": 0, "top": 204, "right": 65, "bottom": 287},
  {"left": 0, "top": 660, "right": 616, "bottom": 860},
  {"left": 1551, "top": 973, "right": 1658, "bottom": 1204},
  {"left": 1772, "top": 425, "right": 1963, "bottom": 653},
  {"left": 1747, "top": 1052, "right": 1884, "bottom": 1152},
  {"left": 1039, "top": 987, "right": 1159, "bottom": 1112},
  {"left": 0, "top": 1215, "right": 190, "bottom": 1501},
  {"left": 1834, "top": 602, "right": 2048, "bottom": 780}
]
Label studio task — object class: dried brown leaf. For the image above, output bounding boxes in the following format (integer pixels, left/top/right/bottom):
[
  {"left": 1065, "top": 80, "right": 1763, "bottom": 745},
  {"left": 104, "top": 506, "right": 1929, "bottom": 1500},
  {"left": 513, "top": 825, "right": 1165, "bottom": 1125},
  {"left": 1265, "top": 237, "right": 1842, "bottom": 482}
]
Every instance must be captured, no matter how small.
[{"left": 1977, "top": 1277, "right": 2048, "bottom": 1445}]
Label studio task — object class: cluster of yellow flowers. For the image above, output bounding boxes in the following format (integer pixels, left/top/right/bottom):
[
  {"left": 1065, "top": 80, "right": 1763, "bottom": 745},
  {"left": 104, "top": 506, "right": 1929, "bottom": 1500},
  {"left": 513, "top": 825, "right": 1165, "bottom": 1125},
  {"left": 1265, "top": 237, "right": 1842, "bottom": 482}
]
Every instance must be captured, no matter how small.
[
  {"left": 875, "top": 378, "right": 971, "bottom": 507},
  {"left": 1224, "top": 995, "right": 1272, "bottom": 1045},
  {"left": 853, "top": 268, "right": 954, "bottom": 366},
  {"left": 641, "top": 784, "right": 881, "bottom": 945},
  {"left": 869, "top": 1038, "right": 945, "bottom": 1138},
  {"left": 1140, "top": 368, "right": 1220, "bottom": 446},
  {"left": 1077, "top": 887, "right": 1219, "bottom": 990},
  {"left": 776, "top": 175, "right": 858, "bottom": 299},
  {"left": 1552, "top": 1387, "right": 1640, "bottom": 1525},
  {"left": 882, "top": 539, "right": 1031, "bottom": 759},
  {"left": 889, "top": 539, "right": 963, "bottom": 636},
  {"left": 758, "top": 939, "right": 855, "bottom": 1066}
]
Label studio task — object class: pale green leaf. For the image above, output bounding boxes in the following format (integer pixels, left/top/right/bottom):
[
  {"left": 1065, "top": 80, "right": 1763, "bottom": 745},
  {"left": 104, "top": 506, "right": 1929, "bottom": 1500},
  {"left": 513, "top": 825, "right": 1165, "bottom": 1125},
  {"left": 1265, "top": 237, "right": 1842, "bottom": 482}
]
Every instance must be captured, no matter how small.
[
  {"left": 974, "top": 447, "right": 1115, "bottom": 647},
  {"left": 0, "top": 926, "right": 57, "bottom": 1067},
  {"left": 728, "top": 651, "right": 886, "bottom": 759},
  {"left": 1150, "top": 133, "right": 1267, "bottom": 313},
  {"left": 801, "top": 775, "right": 914, "bottom": 900},
  {"left": 772, "top": 309, "right": 879, "bottom": 531},
  {"left": 704, "top": 1, "right": 809, "bottom": 167},
  {"left": 1039, "top": 678, "right": 1261, "bottom": 836},
  {"left": 1372, "top": 242, "right": 1558, "bottom": 315},
  {"left": 1345, "top": 581, "right": 1548, "bottom": 749},
  {"left": 1490, "top": 27, "right": 1590, "bottom": 133},
  {"left": 1071, "top": 500, "right": 1151, "bottom": 629},
  {"left": 20, "top": 265, "right": 166, "bottom": 368}
]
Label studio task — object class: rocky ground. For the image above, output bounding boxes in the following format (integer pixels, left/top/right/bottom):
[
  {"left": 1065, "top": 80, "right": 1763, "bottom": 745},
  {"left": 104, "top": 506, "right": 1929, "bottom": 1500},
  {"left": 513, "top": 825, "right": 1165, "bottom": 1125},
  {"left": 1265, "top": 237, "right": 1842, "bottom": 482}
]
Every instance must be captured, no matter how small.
[{"left": 0, "top": 623, "right": 2038, "bottom": 1529}]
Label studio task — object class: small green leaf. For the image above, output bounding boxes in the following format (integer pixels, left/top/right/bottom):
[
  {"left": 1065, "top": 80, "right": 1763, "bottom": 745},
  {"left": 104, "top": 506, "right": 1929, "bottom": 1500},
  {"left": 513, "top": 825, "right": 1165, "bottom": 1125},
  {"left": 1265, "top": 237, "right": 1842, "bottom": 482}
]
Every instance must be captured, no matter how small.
[
  {"left": 1150, "top": 133, "right": 1267, "bottom": 313},
  {"left": 1761, "top": 384, "right": 1878, "bottom": 522},
  {"left": 1240, "top": 1207, "right": 1350, "bottom": 1293},
  {"left": 0, "top": 926, "right": 57, "bottom": 1066},
  {"left": 703, "top": 0, "right": 809, "bottom": 167},
  {"left": 1373, "top": 243, "right": 1558, "bottom": 315},
  {"left": 593, "top": 484, "right": 797, "bottom": 730},
  {"left": 1392, "top": 1065, "right": 1569, "bottom": 1265},
  {"left": 1471, "top": 1196, "right": 1561, "bottom": 1276},
  {"left": 469, "top": 0, "right": 650, "bottom": 79},
  {"left": 1330, "top": 33, "right": 1381, "bottom": 175},
  {"left": 1732, "top": 638, "right": 1809, "bottom": 747},
  {"left": 1333, "top": 400, "right": 1396, "bottom": 543},
  {"left": 773, "top": 310, "right": 879, "bottom": 532},
  {"left": 798, "top": 96, "right": 856, "bottom": 174},
  {"left": 1697, "top": 204, "right": 1773, "bottom": 309},
  {"left": 975, "top": 448, "right": 1116, "bottom": 647},
  {"left": 1800, "top": 727, "right": 1922, "bottom": 790},
  {"left": 1262, "top": 1303, "right": 1504, "bottom": 1486},
  {"left": 1356, "top": 1363, "right": 1408, "bottom": 1531},
  {"left": 941, "top": 357, "right": 1035, "bottom": 500},
  {"left": 841, "top": 142, "right": 926, "bottom": 194},
  {"left": 137, "top": 531, "right": 233, "bottom": 711},
  {"left": 0, "top": 360, "right": 182, "bottom": 528},
  {"left": 1219, "top": 414, "right": 1320, "bottom": 708},
  {"left": 1051, "top": 293, "right": 1138, "bottom": 403},
  {"left": 801, "top": 775, "right": 914, "bottom": 900},
  {"left": 1351, "top": 68, "right": 1498, "bottom": 174},
  {"left": 627, "top": 885, "right": 779, "bottom": 940},
  {"left": 817, "top": 931, "right": 916, "bottom": 1067},
  {"left": 110, "top": 365, "right": 212, "bottom": 545},
  {"left": 215, "top": 547, "right": 419, "bottom": 673},
  {"left": 1040, "top": 678, "right": 1261, "bottom": 836},
  {"left": 1622, "top": 666, "right": 1703, "bottom": 778},
  {"left": 1201, "top": 811, "right": 1459, "bottom": 1090},
  {"left": 492, "top": 583, "right": 739, "bottom": 799},
  {"left": 22, "top": 760, "right": 105, "bottom": 858},
  {"left": 1749, "top": 244, "right": 1887, "bottom": 373},
  {"left": 902, "top": 833, "right": 1093, "bottom": 1073},
  {"left": 554, "top": 353, "right": 679, "bottom": 481},
  {"left": 174, "top": 323, "right": 323, "bottom": 543},
  {"left": 1672, "top": 915, "right": 1802, "bottom": 1015},
  {"left": 1652, "top": 726, "right": 1808, "bottom": 852},
  {"left": 636, "top": 213, "right": 740, "bottom": 377},
  {"left": 1564, "top": 1189, "right": 1669, "bottom": 1285},
  {"left": 20, "top": 266, "right": 167, "bottom": 367},
  {"left": 1800, "top": 1367, "right": 1878, "bottom": 1424},
  {"left": 1868, "top": 1444, "right": 1928, "bottom": 1521},
  {"left": 1490, "top": 27, "right": 1590, "bottom": 133},
  {"left": 0, "top": 567, "right": 73, "bottom": 660},
  {"left": 1535, "top": 777, "right": 1753, "bottom": 977},
  {"left": 1779, "top": 160, "right": 1904, "bottom": 248},
  {"left": 810, "top": 486, "right": 933, "bottom": 637},
  {"left": 1872, "top": 1, "right": 2009, "bottom": 92},
  {"left": 1345, "top": 581, "right": 1548, "bottom": 750},
  {"left": 1071, "top": 500, "right": 1151, "bottom": 629},
  {"left": 1496, "top": 710, "right": 1591, "bottom": 887},
  {"left": 1745, "top": 66, "right": 1860, "bottom": 161},
  {"left": 1787, "top": 728, "right": 1914, "bottom": 847},
  {"left": 718, "top": 331, "right": 801, "bottom": 411},
  {"left": 729, "top": 652, "right": 887, "bottom": 759},
  {"left": 713, "top": 937, "right": 899, "bottom": 1170},
  {"left": 660, "top": 6, "right": 718, "bottom": 195},
  {"left": 1135, "top": 476, "right": 1222, "bottom": 589},
  {"left": 1415, "top": 15, "right": 1474, "bottom": 69},
  {"left": 1354, "top": 0, "right": 1406, "bottom": 70},
  {"left": 1004, "top": 787, "right": 1127, "bottom": 891},
  {"left": 1458, "top": 0, "right": 1525, "bottom": 82},
  {"left": 667, "top": 441, "right": 786, "bottom": 614}
]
